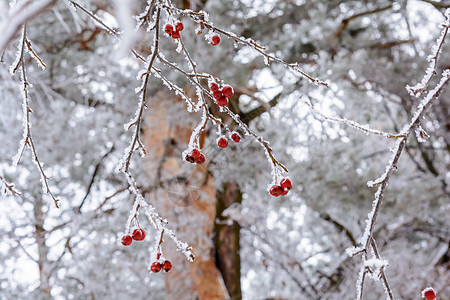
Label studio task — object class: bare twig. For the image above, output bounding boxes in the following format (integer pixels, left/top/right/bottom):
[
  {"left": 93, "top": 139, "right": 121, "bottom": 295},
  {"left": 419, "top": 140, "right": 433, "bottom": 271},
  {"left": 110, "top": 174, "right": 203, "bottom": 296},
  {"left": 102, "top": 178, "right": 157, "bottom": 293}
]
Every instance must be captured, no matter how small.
[{"left": 0, "top": 175, "right": 21, "bottom": 196}]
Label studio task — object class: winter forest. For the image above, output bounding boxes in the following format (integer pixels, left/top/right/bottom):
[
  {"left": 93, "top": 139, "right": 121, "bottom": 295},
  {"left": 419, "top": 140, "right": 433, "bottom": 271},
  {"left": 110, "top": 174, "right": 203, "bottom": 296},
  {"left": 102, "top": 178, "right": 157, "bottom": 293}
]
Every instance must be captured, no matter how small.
[{"left": 0, "top": 0, "right": 449, "bottom": 299}]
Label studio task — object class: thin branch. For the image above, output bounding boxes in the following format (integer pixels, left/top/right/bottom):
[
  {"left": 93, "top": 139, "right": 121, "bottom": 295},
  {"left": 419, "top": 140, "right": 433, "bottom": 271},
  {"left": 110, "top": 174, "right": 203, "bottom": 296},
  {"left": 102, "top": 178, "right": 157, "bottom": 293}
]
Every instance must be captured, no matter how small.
[
  {"left": 370, "top": 239, "right": 394, "bottom": 300},
  {"left": 0, "top": 175, "right": 21, "bottom": 196},
  {"left": 11, "top": 26, "right": 59, "bottom": 208}
]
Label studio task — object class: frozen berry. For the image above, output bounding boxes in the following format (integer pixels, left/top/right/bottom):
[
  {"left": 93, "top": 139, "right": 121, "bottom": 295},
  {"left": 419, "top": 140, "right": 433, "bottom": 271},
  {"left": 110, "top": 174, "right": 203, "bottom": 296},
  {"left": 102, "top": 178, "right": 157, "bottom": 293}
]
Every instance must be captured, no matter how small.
[
  {"left": 172, "top": 30, "right": 181, "bottom": 39},
  {"left": 210, "top": 33, "right": 220, "bottom": 46},
  {"left": 190, "top": 148, "right": 201, "bottom": 158},
  {"left": 132, "top": 228, "right": 146, "bottom": 241},
  {"left": 213, "top": 90, "right": 223, "bottom": 100},
  {"left": 222, "top": 85, "right": 234, "bottom": 98},
  {"left": 209, "top": 82, "right": 219, "bottom": 92},
  {"left": 231, "top": 132, "right": 241, "bottom": 143},
  {"left": 151, "top": 262, "right": 162, "bottom": 273},
  {"left": 185, "top": 154, "right": 195, "bottom": 163},
  {"left": 281, "top": 189, "right": 289, "bottom": 196},
  {"left": 121, "top": 235, "right": 132, "bottom": 246},
  {"left": 162, "top": 260, "right": 172, "bottom": 272},
  {"left": 280, "top": 178, "right": 292, "bottom": 190},
  {"left": 175, "top": 21, "right": 184, "bottom": 31},
  {"left": 218, "top": 137, "right": 228, "bottom": 148},
  {"left": 195, "top": 153, "right": 206, "bottom": 164},
  {"left": 269, "top": 185, "right": 283, "bottom": 197},
  {"left": 423, "top": 288, "right": 436, "bottom": 300},
  {"left": 164, "top": 24, "right": 173, "bottom": 35},
  {"left": 217, "top": 96, "right": 228, "bottom": 107}
]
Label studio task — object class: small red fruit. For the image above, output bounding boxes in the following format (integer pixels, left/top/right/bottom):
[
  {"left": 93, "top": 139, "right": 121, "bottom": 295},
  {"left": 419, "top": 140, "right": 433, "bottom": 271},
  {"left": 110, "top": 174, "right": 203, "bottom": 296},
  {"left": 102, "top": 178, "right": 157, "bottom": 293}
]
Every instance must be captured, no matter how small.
[
  {"left": 121, "top": 235, "right": 132, "bottom": 246},
  {"left": 185, "top": 154, "right": 195, "bottom": 163},
  {"left": 209, "top": 82, "right": 219, "bottom": 92},
  {"left": 217, "top": 96, "right": 228, "bottom": 107},
  {"left": 175, "top": 21, "right": 184, "bottom": 31},
  {"left": 195, "top": 153, "right": 206, "bottom": 164},
  {"left": 190, "top": 148, "right": 201, "bottom": 158},
  {"left": 172, "top": 30, "right": 181, "bottom": 39},
  {"left": 423, "top": 288, "right": 436, "bottom": 300},
  {"left": 162, "top": 260, "right": 172, "bottom": 272},
  {"left": 210, "top": 33, "right": 220, "bottom": 46},
  {"left": 213, "top": 90, "right": 223, "bottom": 100},
  {"left": 269, "top": 185, "right": 283, "bottom": 197},
  {"left": 164, "top": 24, "right": 173, "bottom": 35},
  {"left": 222, "top": 85, "right": 234, "bottom": 98},
  {"left": 218, "top": 137, "right": 228, "bottom": 148},
  {"left": 280, "top": 178, "right": 292, "bottom": 190},
  {"left": 151, "top": 262, "right": 162, "bottom": 273},
  {"left": 281, "top": 189, "right": 289, "bottom": 196},
  {"left": 231, "top": 132, "right": 241, "bottom": 143},
  {"left": 132, "top": 228, "right": 146, "bottom": 241}
]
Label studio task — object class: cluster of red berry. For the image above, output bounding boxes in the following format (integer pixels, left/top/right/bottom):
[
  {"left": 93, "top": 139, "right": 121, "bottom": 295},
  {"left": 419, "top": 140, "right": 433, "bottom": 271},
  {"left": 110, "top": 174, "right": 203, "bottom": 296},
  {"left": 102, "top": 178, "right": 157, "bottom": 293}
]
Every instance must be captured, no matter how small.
[
  {"left": 164, "top": 21, "right": 184, "bottom": 39},
  {"left": 185, "top": 148, "right": 206, "bottom": 164},
  {"left": 164, "top": 21, "right": 221, "bottom": 46},
  {"left": 269, "top": 178, "right": 292, "bottom": 197},
  {"left": 423, "top": 288, "right": 436, "bottom": 300},
  {"left": 121, "top": 227, "right": 146, "bottom": 246},
  {"left": 210, "top": 82, "right": 234, "bottom": 107},
  {"left": 218, "top": 132, "right": 240, "bottom": 148},
  {"left": 150, "top": 253, "right": 172, "bottom": 273}
]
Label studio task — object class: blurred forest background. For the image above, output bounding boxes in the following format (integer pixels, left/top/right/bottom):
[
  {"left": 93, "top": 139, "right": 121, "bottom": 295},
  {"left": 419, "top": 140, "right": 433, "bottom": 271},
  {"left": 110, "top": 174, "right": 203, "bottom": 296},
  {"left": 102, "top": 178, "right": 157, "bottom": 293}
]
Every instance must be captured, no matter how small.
[{"left": 0, "top": 0, "right": 449, "bottom": 299}]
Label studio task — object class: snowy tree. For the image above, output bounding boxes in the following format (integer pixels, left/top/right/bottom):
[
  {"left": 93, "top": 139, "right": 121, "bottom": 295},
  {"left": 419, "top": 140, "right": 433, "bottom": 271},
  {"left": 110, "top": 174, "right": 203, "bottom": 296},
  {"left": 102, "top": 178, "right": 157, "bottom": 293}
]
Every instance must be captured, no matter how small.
[{"left": 0, "top": 0, "right": 449, "bottom": 299}]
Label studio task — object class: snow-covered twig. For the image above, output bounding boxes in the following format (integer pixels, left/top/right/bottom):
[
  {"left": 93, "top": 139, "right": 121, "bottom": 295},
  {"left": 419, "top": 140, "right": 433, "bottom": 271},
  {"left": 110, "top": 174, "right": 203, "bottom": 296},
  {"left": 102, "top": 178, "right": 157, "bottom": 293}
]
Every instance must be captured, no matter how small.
[
  {"left": 0, "top": 175, "right": 21, "bottom": 196},
  {"left": 406, "top": 8, "right": 450, "bottom": 97},
  {"left": 162, "top": 5, "right": 329, "bottom": 87},
  {"left": 0, "top": 0, "right": 56, "bottom": 54},
  {"left": 303, "top": 99, "right": 406, "bottom": 139},
  {"left": 11, "top": 26, "right": 59, "bottom": 208}
]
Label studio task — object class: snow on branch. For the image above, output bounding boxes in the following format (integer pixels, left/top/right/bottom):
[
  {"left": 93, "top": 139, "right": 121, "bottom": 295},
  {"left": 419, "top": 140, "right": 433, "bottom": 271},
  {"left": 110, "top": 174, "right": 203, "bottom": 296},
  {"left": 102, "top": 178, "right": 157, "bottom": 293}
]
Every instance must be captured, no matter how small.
[
  {"left": 0, "top": 175, "right": 21, "bottom": 196},
  {"left": 0, "top": 0, "right": 56, "bottom": 54},
  {"left": 406, "top": 8, "right": 450, "bottom": 97},
  {"left": 10, "top": 26, "right": 59, "bottom": 208},
  {"left": 349, "top": 69, "right": 450, "bottom": 300},
  {"left": 161, "top": 4, "right": 329, "bottom": 87},
  {"left": 302, "top": 98, "right": 406, "bottom": 139}
]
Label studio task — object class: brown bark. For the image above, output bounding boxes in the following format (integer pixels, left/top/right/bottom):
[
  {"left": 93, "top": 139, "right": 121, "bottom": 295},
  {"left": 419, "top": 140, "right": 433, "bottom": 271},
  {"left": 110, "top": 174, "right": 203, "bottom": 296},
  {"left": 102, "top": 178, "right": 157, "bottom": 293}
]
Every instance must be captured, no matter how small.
[{"left": 214, "top": 183, "right": 242, "bottom": 300}]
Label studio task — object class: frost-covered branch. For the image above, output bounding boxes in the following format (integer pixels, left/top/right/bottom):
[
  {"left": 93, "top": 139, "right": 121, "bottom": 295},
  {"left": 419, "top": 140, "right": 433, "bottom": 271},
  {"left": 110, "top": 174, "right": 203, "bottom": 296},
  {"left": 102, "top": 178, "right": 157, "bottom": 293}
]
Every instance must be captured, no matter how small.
[
  {"left": 348, "top": 69, "right": 450, "bottom": 300},
  {"left": 10, "top": 26, "right": 59, "bottom": 208},
  {"left": 0, "top": 0, "right": 56, "bottom": 54},
  {"left": 0, "top": 175, "right": 21, "bottom": 196},
  {"left": 406, "top": 9, "right": 450, "bottom": 97},
  {"left": 303, "top": 98, "right": 407, "bottom": 139},
  {"left": 161, "top": 4, "right": 329, "bottom": 87}
]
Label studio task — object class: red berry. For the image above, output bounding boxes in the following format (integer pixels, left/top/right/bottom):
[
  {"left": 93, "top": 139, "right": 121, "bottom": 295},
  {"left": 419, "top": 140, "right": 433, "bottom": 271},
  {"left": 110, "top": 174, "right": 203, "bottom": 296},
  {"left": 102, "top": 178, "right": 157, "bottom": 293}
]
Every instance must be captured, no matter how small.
[
  {"left": 190, "top": 148, "right": 201, "bottom": 158},
  {"left": 151, "top": 262, "right": 162, "bottom": 273},
  {"left": 172, "top": 30, "right": 181, "bottom": 39},
  {"left": 213, "top": 90, "right": 223, "bottom": 100},
  {"left": 195, "top": 153, "right": 206, "bottom": 164},
  {"left": 121, "top": 235, "right": 132, "bottom": 246},
  {"left": 281, "top": 189, "right": 289, "bottom": 196},
  {"left": 164, "top": 24, "right": 173, "bottom": 35},
  {"left": 280, "top": 178, "right": 292, "bottom": 190},
  {"left": 424, "top": 289, "right": 436, "bottom": 300},
  {"left": 185, "top": 154, "right": 195, "bottom": 163},
  {"left": 210, "top": 33, "right": 220, "bottom": 46},
  {"left": 222, "top": 85, "right": 234, "bottom": 98},
  {"left": 218, "top": 137, "right": 228, "bottom": 148},
  {"left": 231, "top": 132, "right": 241, "bottom": 143},
  {"left": 162, "top": 260, "right": 172, "bottom": 272},
  {"left": 217, "top": 96, "right": 228, "bottom": 107},
  {"left": 175, "top": 21, "right": 184, "bottom": 31},
  {"left": 209, "top": 82, "right": 219, "bottom": 92},
  {"left": 269, "top": 185, "right": 283, "bottom": 197},
  {"left": 132, "top": 228, "right": 146, "bottom": 241}
]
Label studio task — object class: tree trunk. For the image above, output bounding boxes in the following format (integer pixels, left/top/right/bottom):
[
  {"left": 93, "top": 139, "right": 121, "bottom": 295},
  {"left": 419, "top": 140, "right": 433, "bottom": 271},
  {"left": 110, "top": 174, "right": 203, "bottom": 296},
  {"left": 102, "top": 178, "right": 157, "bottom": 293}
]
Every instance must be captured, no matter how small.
[{"left": 143, "top": 91, "right": 230, "bottom": 300}]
